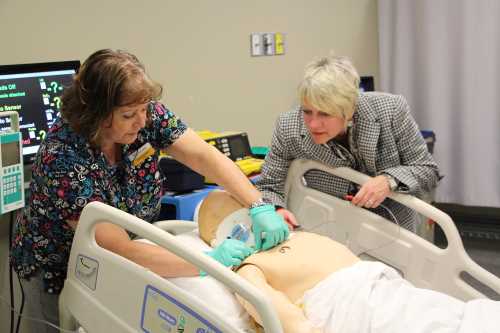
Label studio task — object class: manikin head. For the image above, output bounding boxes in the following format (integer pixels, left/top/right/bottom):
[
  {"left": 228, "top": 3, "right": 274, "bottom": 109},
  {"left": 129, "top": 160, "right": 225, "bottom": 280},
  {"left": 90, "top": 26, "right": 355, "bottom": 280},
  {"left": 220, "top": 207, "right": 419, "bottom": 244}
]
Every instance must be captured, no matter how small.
[{"left": 197, "top": 190, "right": 256, "bottom": 248}]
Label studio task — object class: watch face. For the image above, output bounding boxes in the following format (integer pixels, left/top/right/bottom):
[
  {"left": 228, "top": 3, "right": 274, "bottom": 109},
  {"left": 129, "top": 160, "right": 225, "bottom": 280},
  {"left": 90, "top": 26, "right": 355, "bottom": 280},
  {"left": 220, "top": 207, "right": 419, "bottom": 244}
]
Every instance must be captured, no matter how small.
[
  {"left": 383, "top": 174, "right": 398, "bottom": 190},
  {"left": 389, "top": 177, "right": 398, "bottom": 190}
]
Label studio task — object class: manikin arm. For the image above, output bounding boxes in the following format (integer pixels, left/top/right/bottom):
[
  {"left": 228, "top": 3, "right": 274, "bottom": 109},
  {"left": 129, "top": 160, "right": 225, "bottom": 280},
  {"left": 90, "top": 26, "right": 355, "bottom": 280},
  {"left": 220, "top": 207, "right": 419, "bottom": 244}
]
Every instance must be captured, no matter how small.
[{"left": 236, "top": 264, "right": 321, "bottom": 333}]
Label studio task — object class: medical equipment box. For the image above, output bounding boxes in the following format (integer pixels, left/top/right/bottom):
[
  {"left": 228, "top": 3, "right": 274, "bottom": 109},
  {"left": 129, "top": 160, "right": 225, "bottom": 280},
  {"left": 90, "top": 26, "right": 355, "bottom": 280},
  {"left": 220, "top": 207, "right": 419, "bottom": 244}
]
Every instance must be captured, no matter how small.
[
  {"left": 197, "top": 130, "right": 265, "bottom": 177},
  {"left": 159, "top": 186, "right": 217, "bottom": 221},
  {"left": 421, "top": 130, "right": 435, "bottom": 154},
  {"left": 251, "top": 146, "right": 269, "bottom": 159},
  {"left": 197, "top": 130, "right": 253, "bottom": 161},
  {"left": 159, "top": 157, "right": 204, "bottom": 193}
]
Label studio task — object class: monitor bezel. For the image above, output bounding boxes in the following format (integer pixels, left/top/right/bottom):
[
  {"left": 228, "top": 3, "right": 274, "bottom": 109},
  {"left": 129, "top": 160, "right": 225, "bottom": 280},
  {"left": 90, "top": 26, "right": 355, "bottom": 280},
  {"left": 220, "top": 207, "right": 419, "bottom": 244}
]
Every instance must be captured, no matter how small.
[
  {"left": 0, "top": 60, "right": 80, "bottom": 76},
  {"left": 0, "top": 60, "right": 80, "bottom": 165}
]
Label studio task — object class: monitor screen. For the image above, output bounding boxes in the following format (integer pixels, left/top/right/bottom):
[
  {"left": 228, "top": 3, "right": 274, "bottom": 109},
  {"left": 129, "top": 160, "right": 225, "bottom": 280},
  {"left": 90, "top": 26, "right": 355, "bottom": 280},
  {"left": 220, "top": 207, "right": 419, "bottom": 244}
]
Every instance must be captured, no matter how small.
[
  {"left": 1, "top": 141, "right": 20, "bottom": 167},
  {"left": 228, "top": 134, "right": 252, "bottom": 160},
  {"left": 0, "top": 60, "right": 80, "bottom": 164},
  {"left": 359, "top": 76, "right": 375, "bottom": 92}
]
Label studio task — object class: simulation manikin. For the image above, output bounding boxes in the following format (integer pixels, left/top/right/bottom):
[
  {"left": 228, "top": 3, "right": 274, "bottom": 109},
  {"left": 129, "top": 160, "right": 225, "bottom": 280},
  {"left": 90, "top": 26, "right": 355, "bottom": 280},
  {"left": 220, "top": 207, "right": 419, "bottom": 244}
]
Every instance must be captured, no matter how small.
[{"left": 197, "top": 190, "right": 499, "bottom": 333}]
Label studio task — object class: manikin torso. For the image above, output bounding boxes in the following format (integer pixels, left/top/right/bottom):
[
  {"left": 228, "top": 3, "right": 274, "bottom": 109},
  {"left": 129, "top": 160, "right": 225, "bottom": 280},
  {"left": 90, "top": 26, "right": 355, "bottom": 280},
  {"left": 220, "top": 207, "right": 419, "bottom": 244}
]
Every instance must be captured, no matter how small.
[
  {"left": 197, "top": 190, "right": 360, "bottom": 304},
  {"left": 238, "top": 232, "right": 359, "bottom": 303}
]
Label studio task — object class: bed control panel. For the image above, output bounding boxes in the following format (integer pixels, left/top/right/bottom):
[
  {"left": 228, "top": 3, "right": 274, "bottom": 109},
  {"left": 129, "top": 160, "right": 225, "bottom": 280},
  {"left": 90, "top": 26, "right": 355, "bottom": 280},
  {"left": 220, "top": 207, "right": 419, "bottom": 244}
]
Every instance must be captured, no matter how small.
[{"left": 141, "top": 285, "right": 223, "bottom": 333}]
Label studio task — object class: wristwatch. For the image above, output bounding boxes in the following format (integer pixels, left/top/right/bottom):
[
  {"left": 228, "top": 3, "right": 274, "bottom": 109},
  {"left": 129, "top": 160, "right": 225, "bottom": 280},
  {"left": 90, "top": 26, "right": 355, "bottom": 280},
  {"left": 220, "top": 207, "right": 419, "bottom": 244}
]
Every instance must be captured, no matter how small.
[
  {"left": 382, "top": 174, "right": 399, "bottom": 191},
  {"left": 249, "top": 198, "right": 269, "bottom": 210}
]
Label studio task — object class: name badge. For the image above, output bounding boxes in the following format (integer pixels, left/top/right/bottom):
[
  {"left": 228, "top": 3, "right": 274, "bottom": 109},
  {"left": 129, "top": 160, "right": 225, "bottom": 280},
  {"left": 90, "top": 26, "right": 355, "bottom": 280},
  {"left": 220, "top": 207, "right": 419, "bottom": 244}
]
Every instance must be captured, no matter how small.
[{"left": 128, "top": 143, "right": 155, "bottom": 167}]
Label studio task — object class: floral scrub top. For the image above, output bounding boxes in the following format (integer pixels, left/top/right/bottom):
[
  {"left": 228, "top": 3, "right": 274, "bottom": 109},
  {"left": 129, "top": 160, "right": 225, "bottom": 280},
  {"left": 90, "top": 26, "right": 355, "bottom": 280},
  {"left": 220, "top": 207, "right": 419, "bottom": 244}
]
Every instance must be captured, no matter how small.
[{"left": 10, "top": 101, "right": 187, "bottom": 294}]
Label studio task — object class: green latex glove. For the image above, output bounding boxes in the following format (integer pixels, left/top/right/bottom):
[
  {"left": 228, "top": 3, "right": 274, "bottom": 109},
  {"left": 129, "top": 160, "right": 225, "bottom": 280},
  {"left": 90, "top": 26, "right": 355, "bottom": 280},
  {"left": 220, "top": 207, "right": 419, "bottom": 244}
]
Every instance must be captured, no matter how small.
[
  {"left": 203, "top": 239, "right": 254, "bottom": 275},
  {"left": 250, "top": 204, "right": 289, "bottom": 251}
]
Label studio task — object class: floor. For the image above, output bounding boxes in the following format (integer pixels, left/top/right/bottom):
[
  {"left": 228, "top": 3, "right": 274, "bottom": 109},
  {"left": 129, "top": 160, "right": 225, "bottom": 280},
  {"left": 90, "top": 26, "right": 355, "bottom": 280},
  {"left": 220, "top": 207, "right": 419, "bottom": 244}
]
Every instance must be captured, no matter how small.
[
  {"left": 463, "top": 239, "right": 500, "bottom": 300},
  {"left": 432, "top": 203, "right": 500, "bottom": 300}
]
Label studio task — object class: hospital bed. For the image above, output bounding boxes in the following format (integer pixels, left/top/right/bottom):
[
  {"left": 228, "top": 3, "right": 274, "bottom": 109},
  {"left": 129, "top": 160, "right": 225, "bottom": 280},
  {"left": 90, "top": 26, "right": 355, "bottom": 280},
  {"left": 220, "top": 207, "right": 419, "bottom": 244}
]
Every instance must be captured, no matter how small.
[{"left": 59, "top": 159, "right": 500, "bottom": 333}]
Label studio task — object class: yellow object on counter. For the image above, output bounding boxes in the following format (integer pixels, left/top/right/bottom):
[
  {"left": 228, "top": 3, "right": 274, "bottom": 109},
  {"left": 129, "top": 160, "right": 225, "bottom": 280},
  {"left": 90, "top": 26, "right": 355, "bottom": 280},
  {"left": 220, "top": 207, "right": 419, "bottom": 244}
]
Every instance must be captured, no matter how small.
[
  {"left": 179, "top": 129, "right": 265, "bottom": 183},
  {"left": 196, "top": 130, "right": 241, "bottom": 140},
  {"left": 236, "top": 158, "right": 264, "bottom": 176},
  {"left": 204, "top": 158, "right": 264, "bottom": 184}
]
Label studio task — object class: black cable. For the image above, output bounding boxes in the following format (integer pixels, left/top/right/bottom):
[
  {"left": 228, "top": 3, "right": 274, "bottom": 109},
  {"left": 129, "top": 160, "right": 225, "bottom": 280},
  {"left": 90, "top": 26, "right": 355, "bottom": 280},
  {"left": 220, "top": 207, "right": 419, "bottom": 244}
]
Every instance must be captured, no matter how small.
[
  {"left": 15, "top": 270, "right": 25, "bottom": 333},
  {"left": 8, "top": 211, "right": 15, "bottom": 333},
  {"left": 8, "top": 210, "right": 26, "bottom": 333}
]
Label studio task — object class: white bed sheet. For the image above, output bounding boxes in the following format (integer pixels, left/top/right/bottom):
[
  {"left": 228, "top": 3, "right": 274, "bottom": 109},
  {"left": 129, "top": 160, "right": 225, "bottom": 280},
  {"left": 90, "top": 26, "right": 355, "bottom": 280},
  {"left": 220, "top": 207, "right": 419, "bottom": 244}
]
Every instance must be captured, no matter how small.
[
  {"left": 136, "top": 231, "right": 256, "bottom": 332},
  {"left": 302, "top": 261, "right": 500, "bottom": 333}
]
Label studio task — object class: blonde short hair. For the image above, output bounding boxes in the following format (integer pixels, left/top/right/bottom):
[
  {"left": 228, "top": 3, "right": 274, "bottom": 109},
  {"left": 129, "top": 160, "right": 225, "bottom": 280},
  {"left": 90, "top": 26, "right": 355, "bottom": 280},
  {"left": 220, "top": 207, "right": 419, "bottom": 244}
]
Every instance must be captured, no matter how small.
[{"left": 298, "top": 54, "right": 360, "bottom": 119}]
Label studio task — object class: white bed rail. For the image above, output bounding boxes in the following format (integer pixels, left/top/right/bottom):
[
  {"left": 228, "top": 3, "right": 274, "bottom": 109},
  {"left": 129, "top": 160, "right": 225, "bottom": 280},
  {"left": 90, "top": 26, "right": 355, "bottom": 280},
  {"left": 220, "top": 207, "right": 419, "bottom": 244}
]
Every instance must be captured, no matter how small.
[
  {"left": 284, "top": 159, "right": 500, "bottom": 301},
  {"left": 59, "top": 202, "right": 283, "bottom": 333}
]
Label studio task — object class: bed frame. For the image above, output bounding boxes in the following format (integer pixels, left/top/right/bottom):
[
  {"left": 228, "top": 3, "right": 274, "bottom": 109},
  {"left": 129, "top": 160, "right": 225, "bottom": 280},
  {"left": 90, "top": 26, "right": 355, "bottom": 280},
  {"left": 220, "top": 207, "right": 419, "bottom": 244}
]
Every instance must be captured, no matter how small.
[{"left": 59, "top": 159, "right": 500, "bottom": 332}]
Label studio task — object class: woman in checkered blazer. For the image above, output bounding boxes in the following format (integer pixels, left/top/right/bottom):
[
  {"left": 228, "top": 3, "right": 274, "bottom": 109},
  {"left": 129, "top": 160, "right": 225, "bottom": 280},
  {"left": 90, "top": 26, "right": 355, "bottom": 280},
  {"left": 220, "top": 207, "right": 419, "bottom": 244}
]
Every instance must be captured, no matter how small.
[{"left": 255, "top": 54, "right": 441, "bottom": 231}]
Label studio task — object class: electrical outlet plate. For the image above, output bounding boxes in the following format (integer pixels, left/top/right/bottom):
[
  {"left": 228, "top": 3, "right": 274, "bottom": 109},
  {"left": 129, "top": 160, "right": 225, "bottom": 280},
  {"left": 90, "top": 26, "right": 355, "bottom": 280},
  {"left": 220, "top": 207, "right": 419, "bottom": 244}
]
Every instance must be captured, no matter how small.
[
  {"left": 263, "top": 33, "right": 275, "bottom": 56},
  {"left": 250, "top": 33, "right": 263, "bottom": 56}
]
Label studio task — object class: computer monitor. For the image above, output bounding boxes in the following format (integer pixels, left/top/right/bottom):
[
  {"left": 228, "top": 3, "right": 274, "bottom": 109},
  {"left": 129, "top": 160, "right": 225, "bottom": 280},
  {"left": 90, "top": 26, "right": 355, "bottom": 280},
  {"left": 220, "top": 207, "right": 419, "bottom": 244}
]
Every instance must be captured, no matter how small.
[
  {"left": 0, "top": 60, "right": 80, "bottom": 165},
  {"left": 360, "top": 76, "right": 375, "bottom": 92}
]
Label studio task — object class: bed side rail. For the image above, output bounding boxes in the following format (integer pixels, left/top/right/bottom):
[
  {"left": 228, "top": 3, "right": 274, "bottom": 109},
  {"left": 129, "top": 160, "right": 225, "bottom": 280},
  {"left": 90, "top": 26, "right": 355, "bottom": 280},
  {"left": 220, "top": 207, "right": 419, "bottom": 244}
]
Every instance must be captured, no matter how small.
[
  {"left": 152, "top": 219, "right": 198, "bottom": 235},
  {"left": 284, "top": 159, "right": 500, "bottom": 301},
  {"left": 60, "top": 202, "right": 282, "bottom": 333}
]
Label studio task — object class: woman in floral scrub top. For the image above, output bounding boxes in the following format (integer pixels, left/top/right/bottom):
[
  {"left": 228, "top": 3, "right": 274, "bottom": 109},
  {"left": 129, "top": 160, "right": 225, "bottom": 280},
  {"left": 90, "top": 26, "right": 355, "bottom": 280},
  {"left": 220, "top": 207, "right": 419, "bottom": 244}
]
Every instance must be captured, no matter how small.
[{"left": 10, "top": 49, "right": 289, "bottom": 332}]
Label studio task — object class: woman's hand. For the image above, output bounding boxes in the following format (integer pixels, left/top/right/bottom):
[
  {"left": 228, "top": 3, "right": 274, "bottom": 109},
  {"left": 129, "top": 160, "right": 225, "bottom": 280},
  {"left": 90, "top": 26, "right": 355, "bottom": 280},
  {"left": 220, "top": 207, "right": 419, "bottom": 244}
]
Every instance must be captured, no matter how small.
[
  {"left": 249, "top": 204, "right": 289, "bottom": 250},
  {"left": 201, "top": 239, "right": 254, "bottom": 276},
  {"left": 206, "top": 239, "right": 254, "bottom": 267},
  {"left": 351, "top": 175, "right": 391, "bottom": 208},
  {"left": 276, "top": 208, "right": 300, "bottom": 231}
]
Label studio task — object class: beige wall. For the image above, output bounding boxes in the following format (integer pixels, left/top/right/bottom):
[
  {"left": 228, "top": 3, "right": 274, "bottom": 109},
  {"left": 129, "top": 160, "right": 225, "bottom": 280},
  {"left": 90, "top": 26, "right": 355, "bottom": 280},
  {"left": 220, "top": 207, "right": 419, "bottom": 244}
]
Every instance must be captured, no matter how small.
[
  {"left": 0, "top": 1, "right": 379, "bottom": 331},
  {"left": 0, "top": 0, "right": 379, "bottom": 146}
]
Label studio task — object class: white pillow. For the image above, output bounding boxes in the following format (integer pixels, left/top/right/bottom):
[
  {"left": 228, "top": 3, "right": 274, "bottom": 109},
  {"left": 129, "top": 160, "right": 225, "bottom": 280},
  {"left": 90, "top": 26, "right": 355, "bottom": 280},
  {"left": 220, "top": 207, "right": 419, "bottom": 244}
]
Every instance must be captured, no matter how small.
[{"left": 136, "top": 231, "right": 255, "bottom": 332}]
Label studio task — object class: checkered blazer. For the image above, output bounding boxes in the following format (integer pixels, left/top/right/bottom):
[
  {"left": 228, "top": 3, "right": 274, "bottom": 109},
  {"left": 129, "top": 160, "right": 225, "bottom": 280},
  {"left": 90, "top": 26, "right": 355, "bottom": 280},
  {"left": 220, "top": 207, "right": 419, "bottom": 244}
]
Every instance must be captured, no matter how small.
[{"left": 256, "top": 92, "right": 441, "bottom": 231}]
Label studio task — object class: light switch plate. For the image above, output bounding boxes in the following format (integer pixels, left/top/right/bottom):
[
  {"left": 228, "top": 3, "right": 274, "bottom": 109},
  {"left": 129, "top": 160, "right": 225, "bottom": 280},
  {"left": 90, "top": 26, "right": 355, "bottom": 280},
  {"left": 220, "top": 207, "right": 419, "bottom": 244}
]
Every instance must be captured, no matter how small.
[
  {"left": 275, "top": 33, "right": 285, "bottom": 55},
  {"left": 263, "top": 33, "right": 275, "bottom": 55},
  {"left": 250, "top": 33, "right": 263, "bottom": 56}
]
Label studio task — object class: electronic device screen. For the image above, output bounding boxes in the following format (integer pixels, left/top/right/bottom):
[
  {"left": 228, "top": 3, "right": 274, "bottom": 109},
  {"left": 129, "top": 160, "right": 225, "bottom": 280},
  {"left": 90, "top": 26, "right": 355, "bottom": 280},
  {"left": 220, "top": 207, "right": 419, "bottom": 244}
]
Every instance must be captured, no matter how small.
[
  {"left": 228, "top": 135, "right": 252, "bottom": 160},
  {"left": 1, "top": 141, "right": 20, "bottom": 167},
  {"left": 0, "top": 60, "right": 80, "bottom": 164}
]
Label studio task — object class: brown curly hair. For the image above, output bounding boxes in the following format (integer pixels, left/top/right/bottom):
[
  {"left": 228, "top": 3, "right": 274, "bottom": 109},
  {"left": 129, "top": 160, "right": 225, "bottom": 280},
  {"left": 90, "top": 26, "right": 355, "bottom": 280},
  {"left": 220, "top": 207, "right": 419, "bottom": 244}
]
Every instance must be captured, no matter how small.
[{"left": 60, "top": 49, "right": 162, "bottom": 145}]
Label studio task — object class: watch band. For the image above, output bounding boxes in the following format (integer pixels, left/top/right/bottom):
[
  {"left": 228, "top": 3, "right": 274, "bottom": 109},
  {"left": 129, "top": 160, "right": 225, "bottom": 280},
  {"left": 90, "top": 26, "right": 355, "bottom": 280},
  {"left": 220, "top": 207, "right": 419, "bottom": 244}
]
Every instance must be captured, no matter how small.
[{"left": 249, "top": 198, "right": 268, "bottom": 210}]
